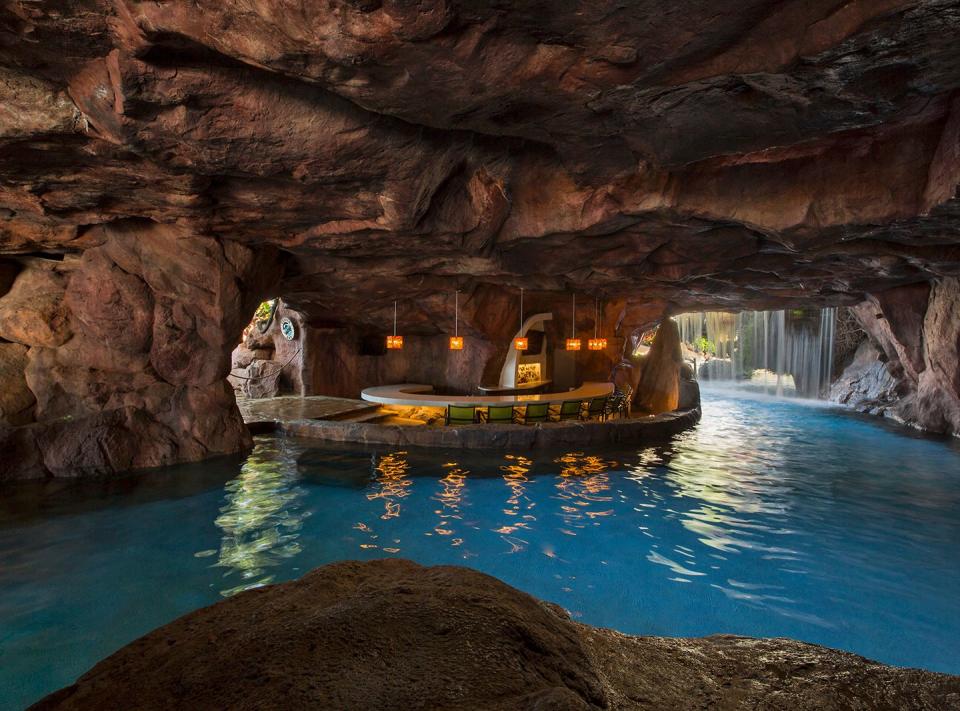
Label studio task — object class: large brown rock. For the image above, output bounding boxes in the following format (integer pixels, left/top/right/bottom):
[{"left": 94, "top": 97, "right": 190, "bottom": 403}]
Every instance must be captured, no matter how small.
[
  {"left": 64, "top": 250, "right": 154, "bottom": 354},
  {"left": 0, "top": 66, "right": 79, "bottom": 139},
  {"left": 31, "top": 560, "right": 960, "bottom": 711},
  {"left": 830, "top": 340, "right": 901, "bottom": 416},
  {"left": 0, "top": 266, "right": 71, "bottom": 348},
  {"left": 0, "top": 222, "right": 282, "bottom": 480},
  {"left": 833, "top": 277, "right": 960, "bottom": 435},
  {"left": 635, "top": 319, "right": 683, "bottom": 414},
  {"left": 0, "top": 342, "right": 34, "bottom": 425}
]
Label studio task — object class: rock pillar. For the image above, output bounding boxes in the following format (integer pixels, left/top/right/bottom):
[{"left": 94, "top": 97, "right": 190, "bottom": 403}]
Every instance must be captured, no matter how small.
[
  {"left": 831, "top": 278, "right": 960, "bottom": 436},
  {"left": 635, "top": 318, "right": 683, "bottom": 414},
  {"left": 0, "top": 221, "right": 281, "bottom": 480}
]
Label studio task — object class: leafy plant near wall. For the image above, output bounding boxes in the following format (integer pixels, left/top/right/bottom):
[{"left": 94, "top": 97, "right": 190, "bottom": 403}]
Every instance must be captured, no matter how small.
[{"left": 253, "top": 299, "right": 279, "bottom": 334}]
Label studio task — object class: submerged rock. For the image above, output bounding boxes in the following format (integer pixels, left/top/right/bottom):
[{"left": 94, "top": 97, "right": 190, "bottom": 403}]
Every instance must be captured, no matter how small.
[
  {"left": 32, "top": 559, "right": 960, "bottom": 711},
  {"left": 296, "top": 450, "right": 377, "bottom": 488}
]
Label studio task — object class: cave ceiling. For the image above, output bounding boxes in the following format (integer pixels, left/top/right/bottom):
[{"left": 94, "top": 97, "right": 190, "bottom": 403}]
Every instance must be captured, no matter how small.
[{"left": 2, "top": 0, "right": 960, "bottom": 334}]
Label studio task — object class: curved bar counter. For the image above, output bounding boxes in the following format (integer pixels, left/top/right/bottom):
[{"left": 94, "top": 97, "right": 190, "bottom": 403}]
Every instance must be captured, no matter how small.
[{"left": 360, "top": 382, "right": 614, "bottom": 408}]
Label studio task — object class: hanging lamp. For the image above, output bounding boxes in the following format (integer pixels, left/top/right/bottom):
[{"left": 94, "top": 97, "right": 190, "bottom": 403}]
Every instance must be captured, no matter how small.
[
  {"left": 565, "top": 292, "right": 581, "bottom": 351},
  {"left": 449, "top": 290, "right": 464, "bottom": 350},
  {"left": 588, "top": 297, "right": 606, "bottom": 350},
  {"left": 386, "top": 300, "right": 403, "bottom": 349},
  {"left": 513, "top": 287, "right": 528, "bottom": 350}
]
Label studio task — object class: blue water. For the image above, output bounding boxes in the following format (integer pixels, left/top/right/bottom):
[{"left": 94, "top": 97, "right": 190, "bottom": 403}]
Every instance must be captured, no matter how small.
[{"left": 2, "top": 390, "right": 960, "bottom": 709}]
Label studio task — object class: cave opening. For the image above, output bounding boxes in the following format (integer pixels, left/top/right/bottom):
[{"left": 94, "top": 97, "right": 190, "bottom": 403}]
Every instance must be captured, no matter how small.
[{"left": 2, "top": 3, "right": 960, "bottom": 708}]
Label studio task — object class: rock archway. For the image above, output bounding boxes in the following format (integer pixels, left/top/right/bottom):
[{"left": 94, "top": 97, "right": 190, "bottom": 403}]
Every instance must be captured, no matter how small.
[{"left": 2, "top": 1, "right": 960, "bottom": 477}]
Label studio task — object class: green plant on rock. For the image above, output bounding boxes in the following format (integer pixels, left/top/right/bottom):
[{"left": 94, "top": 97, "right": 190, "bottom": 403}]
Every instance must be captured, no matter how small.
[{"left": 254, "top": 300, "right": 274, "bottom": 323}]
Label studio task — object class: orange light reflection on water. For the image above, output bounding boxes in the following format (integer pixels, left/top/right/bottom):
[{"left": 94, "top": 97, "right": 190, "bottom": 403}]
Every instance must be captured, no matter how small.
[
  {"left": 554, "top": 452, "right": 616, "bottom": 532},
  {"left": 433, "top": 462, "right": 467, "bottom": 546},
  {"left": 495, "top": 454, "right": 536, "bottom": 548},
  {"left": 367, "top": 450, "right": 412, "bottom": 520},
  {"left": 351, "top": 450, "right": 414, "bottom": 554}
]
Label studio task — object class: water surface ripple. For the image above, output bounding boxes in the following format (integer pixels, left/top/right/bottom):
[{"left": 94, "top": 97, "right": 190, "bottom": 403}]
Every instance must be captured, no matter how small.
[{"left": 1, "top": 389, "right": 959, "bottom": 708}]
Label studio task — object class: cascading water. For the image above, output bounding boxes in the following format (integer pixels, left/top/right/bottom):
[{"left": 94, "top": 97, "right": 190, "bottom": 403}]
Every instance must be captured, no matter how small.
[{"left": 674, "top": 308, "right": 837, "bottom": 399}]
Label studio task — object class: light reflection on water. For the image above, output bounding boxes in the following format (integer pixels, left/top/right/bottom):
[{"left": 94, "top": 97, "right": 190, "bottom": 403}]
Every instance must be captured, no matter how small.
[
  {"left": 208, "top": 438, "right": 307, "bottom": 596},
  {"left": 3, "top": 388, "right": 960, "bottom": 709},
  {"left": 196, "top": 390, "right": 960, "bottom": 678}
]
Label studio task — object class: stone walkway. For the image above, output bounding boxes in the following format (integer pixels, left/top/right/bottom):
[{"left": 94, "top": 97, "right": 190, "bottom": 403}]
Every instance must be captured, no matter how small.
[
  {"left": 237, "top": 396, "right": 376, "bottom": 425},
  {"left": 281, "top": 405, "right": 702, "bottom": 450}
]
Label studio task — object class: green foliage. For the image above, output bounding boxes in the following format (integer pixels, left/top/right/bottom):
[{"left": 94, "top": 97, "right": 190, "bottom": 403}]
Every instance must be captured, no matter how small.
[
  {"left": 254, "top": 300, "right": 274, "bottom": 322},
  {"left": 694, "top": 336, "right": 716, "bottom": 355}
]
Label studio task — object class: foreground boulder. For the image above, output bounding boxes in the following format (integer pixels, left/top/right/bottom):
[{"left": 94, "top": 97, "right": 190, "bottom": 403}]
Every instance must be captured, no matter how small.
[{"left": 33, "top": 560, "right": 960, "bottom": 711}]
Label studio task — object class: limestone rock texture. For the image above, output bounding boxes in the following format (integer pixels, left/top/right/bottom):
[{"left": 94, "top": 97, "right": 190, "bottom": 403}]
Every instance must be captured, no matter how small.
[
  {"left": 3, "top": 1, "right": 960, "bottom": 474},
  {"left": 31, "top": 559, "right": 960, "bottom": 711}
]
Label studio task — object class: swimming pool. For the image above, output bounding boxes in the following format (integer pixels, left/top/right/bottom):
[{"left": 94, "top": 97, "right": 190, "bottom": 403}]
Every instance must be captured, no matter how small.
[{"left": 2, "top": 389, "right": 959, "bottom": 708}]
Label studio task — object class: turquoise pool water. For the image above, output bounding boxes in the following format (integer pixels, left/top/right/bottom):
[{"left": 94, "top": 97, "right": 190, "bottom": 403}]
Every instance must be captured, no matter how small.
[{"left": 2, "top": 389, "right": 959, "bottom": 708}]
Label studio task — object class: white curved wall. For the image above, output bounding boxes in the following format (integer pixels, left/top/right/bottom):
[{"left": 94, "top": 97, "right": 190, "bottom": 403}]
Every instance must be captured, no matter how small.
[{"left": 499, "top": 312, "right": 553, "bottom": 387}]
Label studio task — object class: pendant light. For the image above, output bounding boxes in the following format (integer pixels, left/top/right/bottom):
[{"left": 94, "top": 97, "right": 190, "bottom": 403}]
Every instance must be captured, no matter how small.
[
  {"left": 386, "top": 300, "right": 403, "bottom": 349},
  {"left": 588, "top": 297, "right": 606, "bottom": 350},
  {"left": 513, "top": 287, "right": 528, "bottom": 350},
  {"left": 565, "top": 292, "right": 581, "bottom": 351},
  {"left": 449, "top": 289, "right": 464, "bottom": 350}
]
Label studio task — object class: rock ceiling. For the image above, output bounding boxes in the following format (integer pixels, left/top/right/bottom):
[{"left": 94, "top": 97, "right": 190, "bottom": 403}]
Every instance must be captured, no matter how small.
[{"left": 2, "top": 0, "right": 960, "bottom": 333}]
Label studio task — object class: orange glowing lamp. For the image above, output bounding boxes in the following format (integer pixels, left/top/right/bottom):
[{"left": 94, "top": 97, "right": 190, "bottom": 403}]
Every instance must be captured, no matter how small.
[
  {"left": 513, "top": 288, "right": 528, "bottom": 351},
  {"left": 386, "top": 301, "right": 403, "bottom": 350},
  {"left": 565, "top": 293, "right": 580, "bottom": 351},
  {"left": 449, "top": 291, "right": 464, "bottom": 351},
  {"left": 588, "top": 298, "right": 606, "bottom": 351}
]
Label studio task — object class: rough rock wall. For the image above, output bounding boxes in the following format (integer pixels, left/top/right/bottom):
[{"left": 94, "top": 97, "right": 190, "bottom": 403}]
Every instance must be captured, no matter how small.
[
  {"left": 3, "top": 2, "right": 960, "bottom": 473},
  {"left": 831, "top": 278, "right": 960, "bottom": 436},
  {"left": 0, "top": 221, "right": 281, "bottom": 480}
]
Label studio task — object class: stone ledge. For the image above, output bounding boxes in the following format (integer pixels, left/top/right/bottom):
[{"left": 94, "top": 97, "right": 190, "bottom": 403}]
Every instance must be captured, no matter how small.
[
  {"left": 278, "top": 406, "right": 702, "bottom": 449},
  {"left": 31, "top": 559, "right": 960, "bottom": 711}
]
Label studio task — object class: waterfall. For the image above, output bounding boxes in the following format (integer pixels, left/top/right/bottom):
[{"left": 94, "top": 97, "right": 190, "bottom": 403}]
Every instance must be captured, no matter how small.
[{"left": 673, "top": 307, "right": 837, "bottom": 399}]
